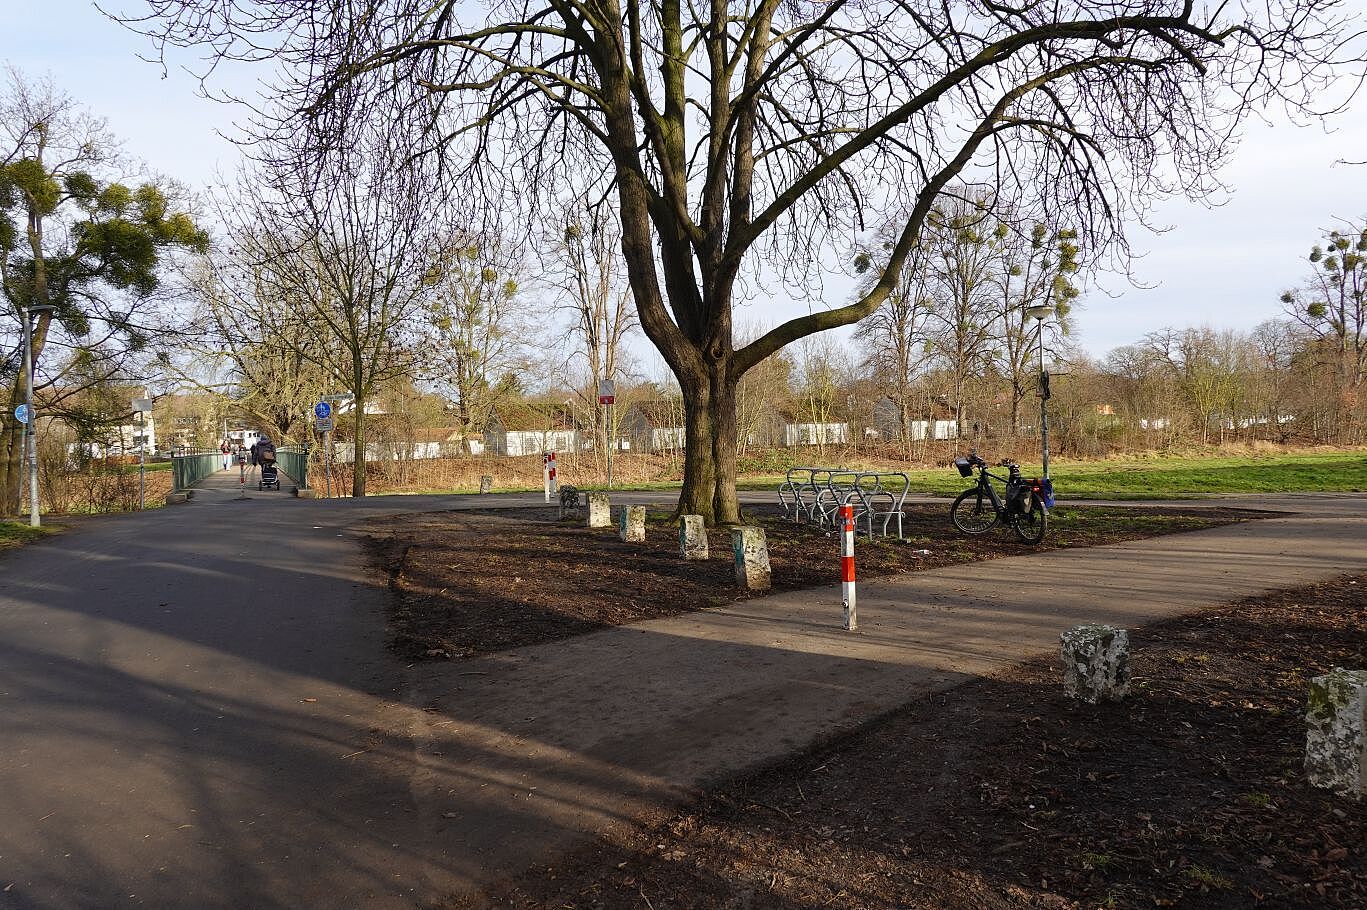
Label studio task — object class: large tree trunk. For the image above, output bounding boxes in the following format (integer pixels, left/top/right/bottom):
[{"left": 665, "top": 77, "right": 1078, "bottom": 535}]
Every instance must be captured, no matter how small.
[
  {"left": 675, "top": 365, "right": 744, "bottom": 526},
  {"left": 0, "top": 403, "right": 22, "bottom": 515},
  {"left": 708, "top": 363, "right": 741, "bottom": 525},
  {"left": 676, "top": 368, "right": 716, "bottom": 519},
  {"left": 352, "top": 400, "right": 368, "bottom": 497}
]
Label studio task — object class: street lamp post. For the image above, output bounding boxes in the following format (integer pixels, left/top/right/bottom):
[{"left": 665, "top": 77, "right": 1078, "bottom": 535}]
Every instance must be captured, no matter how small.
[
  {"left": 20, "top": 304, "right": 56, "bottom": 527},
  {"left": 1025, "top": 304, "right": 1053, "bottom": 481}
]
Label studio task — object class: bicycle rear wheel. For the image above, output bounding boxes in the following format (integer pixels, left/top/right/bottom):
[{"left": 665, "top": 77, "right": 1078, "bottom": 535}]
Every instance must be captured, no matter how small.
[
  {"left": 951, "top": 488, "right": 999, "bottom": 534},
  {"left": 1012, "top": 498, "right": 1048, "bottom": 544}
]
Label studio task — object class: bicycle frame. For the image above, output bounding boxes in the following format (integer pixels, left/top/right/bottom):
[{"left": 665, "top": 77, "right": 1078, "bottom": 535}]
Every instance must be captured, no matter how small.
[{"left": 972, "top": 466, "right": 1010, "bottom": 517}]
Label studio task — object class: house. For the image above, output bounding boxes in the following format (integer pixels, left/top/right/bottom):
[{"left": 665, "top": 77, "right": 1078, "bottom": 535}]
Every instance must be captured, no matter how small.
[
  {"left": 76, "top": 415, "right": 158, "bottom": 459},
  {"left": 782, "top": 417, "right": 850, "bottom": 447},
  {"left": 332, "top": 395, "right": 387, "bottom": 417},
  {"left": 227, "top": 428, "right": 262, "bottom": 450},
  {"left": 65, "top": 388, "right": 159, "bottom": 458},
  {"left": 484, "top": 405, "right": 581, "bottom": 456},
  {"left": 407, "top": 427, "right": 481, "bottom": 459},
  {"left": 871, "top": 397, "right": 959, "bottom": 441},
  {"left": 621, "top": 401, "right": 686, "bottom": 453}
]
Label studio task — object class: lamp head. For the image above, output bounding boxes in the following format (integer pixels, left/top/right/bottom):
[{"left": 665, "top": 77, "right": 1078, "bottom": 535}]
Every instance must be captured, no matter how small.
[{"left": 1024, "top": 304, "right": 1053, "bottom": 321}]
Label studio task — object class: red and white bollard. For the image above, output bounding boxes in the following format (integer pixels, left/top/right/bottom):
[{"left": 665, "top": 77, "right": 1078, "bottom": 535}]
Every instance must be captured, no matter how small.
[
  {"left": 840, "top": 502, "right": 856, "bottom": 631},
  {"left": 543, "top": 451, "right": 558, "bottom": 503}
]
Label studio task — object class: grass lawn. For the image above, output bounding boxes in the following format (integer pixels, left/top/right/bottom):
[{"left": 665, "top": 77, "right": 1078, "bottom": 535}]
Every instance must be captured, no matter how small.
[
  {"left": 115, "top": 460, "right": 173, "bottom": 474},
  {"left": 739, "top": 450, "right": 1367, "bottom": 499},
  {"left": 0, "top": 521, "right": 56, "bottom": 549}
]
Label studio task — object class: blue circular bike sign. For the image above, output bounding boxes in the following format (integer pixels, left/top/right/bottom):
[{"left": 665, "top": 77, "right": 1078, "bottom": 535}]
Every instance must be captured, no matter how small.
[
  {"left": 13, "top": 403, "right": 30, "bottom": 424},
  {"left": 314, "top": 401, "right": 332, "bottom": 419}
]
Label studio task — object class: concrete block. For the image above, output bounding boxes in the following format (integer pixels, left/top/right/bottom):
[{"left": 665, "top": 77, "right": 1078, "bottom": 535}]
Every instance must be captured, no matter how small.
[
  {"left": 1060, "top": 624, "right": 1130, "bottom": 704},
  {"left": 164, "top": 492, "right": 189, "bottom": 505},
  {"left": 479, "top": 475, "right": 493, "bottom": 494},
  {"left": 731, "top": 526, "right": 771, "bottom": 591},
  {"left": 619, "top": 504, "right": 647, "bottom": 542},
  {"left": 587, "top": 491, "right": 611, "bottom": 528},
  {"left": 680, "top": 515, "right": 709, "bottom": 560},
  {"left": 1305, "top": 667, "right": 1367, "bottom": 799},
  {"left": 295, "top": 488, "right": 319, "bottom": 499}
]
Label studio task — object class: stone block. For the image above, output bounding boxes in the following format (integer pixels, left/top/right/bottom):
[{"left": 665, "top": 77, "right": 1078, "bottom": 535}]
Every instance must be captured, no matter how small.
[
  {"left": 619, "top": 504, "right": 647, "bottom": 542},
  {"left": 680, "top": 515, "right": 709, "bottom": 560},
  {"left": 164, "top": 492, "right": 188, "bottom": 505},
  {"left": 731, "top": 526, "right": 771, "bottom": 591},
  {"left": 1060, "top": 624, "right": 1130, "bottom": 704},
  {"left": 479, "top": 475, "right": 493, "bottom": 494},
  {"left": 295, "top": 488, "right": 318, "bottom": 499},
  {"left": 586, "top": 491, "right": 611, "bottom": 528},
  {"left": 1305, "top": 667, "right": 1367, "bottom": 799}
]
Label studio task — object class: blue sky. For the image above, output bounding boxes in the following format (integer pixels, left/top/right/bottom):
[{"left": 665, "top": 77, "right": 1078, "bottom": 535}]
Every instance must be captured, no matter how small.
[{"left": 5, "top": 0, "right": 1365, "bottom": 362}]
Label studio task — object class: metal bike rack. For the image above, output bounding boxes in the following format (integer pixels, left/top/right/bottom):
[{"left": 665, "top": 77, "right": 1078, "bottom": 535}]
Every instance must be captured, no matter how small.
[{"left": 776, "top": 467, "right": 911, "bottom": 540}]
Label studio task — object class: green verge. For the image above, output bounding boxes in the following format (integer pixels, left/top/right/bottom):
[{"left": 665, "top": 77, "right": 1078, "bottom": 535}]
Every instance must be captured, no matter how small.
[
  {"left": 370, "top": 450, "right": 1367, "bottom": 500},
  {"left": 115, "top": 461, "right": 173, "bottom": 474},
  {"left": 0, "top": 521, "right": 57, "bottom": 549},
  {"left": 739, "top": 451, "right": 1367, "bottom": 499}
]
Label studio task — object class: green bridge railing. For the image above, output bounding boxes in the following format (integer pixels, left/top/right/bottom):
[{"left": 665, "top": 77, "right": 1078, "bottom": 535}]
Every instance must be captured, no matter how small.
[
  {"left": 172, "top": 450, "right": 221, "bottom": 492},
  {"left": 277, "top": 446, "right": 309, "bottom": 491}
]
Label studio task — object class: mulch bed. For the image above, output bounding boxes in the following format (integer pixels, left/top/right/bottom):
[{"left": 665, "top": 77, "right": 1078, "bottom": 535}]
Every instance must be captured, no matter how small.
[
  {"left": 363, "top": 503, "right": 1262, "bottom": 661},
  {"left": 442, "top": 574, "right": 1367, "bottom": 910}
]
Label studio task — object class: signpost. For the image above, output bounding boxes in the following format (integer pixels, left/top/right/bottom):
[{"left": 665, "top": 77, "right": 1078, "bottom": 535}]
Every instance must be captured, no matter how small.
[
  {"left": 132, "top": 398, "right": 154, "bottom": 510},
  {"left": 316, "top": 401, "right": 333, "bottom": 498},
  {"left": 13, "top": 404, "right": 29, "bottom": 424},
  {"left": 597, "top": 379, "right": 616, "bottom": 489}
]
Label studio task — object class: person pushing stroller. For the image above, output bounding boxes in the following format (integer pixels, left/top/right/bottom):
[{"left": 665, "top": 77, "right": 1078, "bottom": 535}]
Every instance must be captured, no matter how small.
[{"left": 252, "top": 436, "right": 280, "bottom": 491}]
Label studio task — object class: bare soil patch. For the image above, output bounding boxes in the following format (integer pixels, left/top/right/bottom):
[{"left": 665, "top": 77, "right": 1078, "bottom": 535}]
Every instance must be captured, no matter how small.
[
  {"left": 363, "top": 503, "right": 1261, "bottom": 661},
  {"left": 441, "top": 574, "right": 1366, "bottom": 910}
]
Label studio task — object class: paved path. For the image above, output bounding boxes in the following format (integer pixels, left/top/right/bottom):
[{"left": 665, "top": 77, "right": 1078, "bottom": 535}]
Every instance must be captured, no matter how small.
[{"left": 1, "top": 478, "right": 1364, "bottom": 908}]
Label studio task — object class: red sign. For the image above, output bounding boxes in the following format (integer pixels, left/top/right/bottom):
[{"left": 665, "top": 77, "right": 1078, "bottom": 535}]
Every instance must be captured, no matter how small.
[{"left": 598, "top": 395, "right": 615, "bottom": 405}]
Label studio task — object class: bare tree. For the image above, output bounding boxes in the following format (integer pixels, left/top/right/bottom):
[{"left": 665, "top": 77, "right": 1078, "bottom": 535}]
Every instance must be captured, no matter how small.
[
  {"left": 791, "top": 336, "right": 849, "bottom": 457},
  {"left": 209, "top": 107, "right": 443, "bottom": 495},
  {"left": 920, "top": 198, "right": 1004, "bottom": 434},
  {"left": 1142, "top": 327, "right": 1248, "bottom": 445},
  {"left": 422, "top": 237, "right": 530, "bottom": 452},
  {"left": 994, "top": 223, "right": 1081, "bottom": 433},
  {"left": 132, "top": 0, "right": 1362, "bottom": 521},
  {"left": 1281, "top": 224, "right": 1367, "bottom": 439},
  {"left": 853, "top": 231, "right": 934, "bottom": 458},
  {"left": 550, "top": 200, "right": 636, "bottom": 467}
]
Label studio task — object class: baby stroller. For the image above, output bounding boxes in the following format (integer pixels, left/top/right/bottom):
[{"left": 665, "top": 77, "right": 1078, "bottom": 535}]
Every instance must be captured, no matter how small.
[{"left": 257, "top": 439, "right": 280, "bottom": 491}]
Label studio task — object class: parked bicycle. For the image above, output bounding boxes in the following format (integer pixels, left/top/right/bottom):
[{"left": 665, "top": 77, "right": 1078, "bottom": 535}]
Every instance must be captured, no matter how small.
[{"left": 950, "top": 450, "right": 1052, "bottom": 544}]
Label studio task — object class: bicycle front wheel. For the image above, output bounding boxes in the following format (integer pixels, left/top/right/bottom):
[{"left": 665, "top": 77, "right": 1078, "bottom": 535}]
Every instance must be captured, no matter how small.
[
  {"left": 1012, "top": 499, "right": 1048, "bottom": 544},
  {"left": 951, "top": 488, "right": 999, "bottom": 534}
]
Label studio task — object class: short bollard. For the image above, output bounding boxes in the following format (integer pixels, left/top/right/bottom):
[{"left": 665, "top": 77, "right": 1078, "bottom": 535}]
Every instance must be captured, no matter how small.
[
  {"left": 619, "top": 504, "right": 647, "bottom": 542},
  {"left": 586, "top": 491, "right": 611, "bottom": 528},
  {"left": 731, "top": 526, "right": 771, "bottom": 591},
  {"left": 1305, "top": 668, "right": 1367, "bottom": 799},
  {"left": 1060, "top": 624, "right": 1130, "bottom": 704},
  {"left": 839, "top": 503, "right": 856, "bottom": 631},
  {"left": 543, "top": 451, "right": 558, "bottom": 503},
  {"left": 680, "top": 515, "right": 708, "bottom": 560},
  {"left": 479, "top": 475, "right": 493, "bottom": 494}
]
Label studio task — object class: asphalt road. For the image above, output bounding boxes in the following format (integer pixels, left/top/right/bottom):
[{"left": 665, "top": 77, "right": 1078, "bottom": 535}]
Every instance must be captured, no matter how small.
[{"left": 1, "top": 476, "right": 1364, "bottom": 908}]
